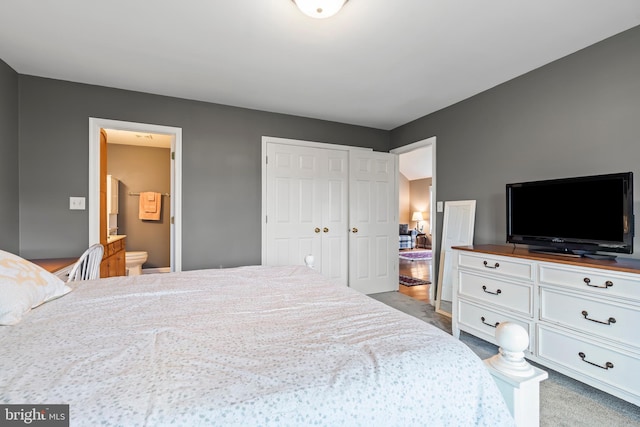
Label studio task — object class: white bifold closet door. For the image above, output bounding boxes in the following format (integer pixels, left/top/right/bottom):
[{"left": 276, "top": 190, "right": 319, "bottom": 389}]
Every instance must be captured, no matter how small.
[
  {"left": 264, "top": 141, "right": 397, "bottom": 293},
  {"left": 265, "top": 143, "right": 349, "bottom": 285}
]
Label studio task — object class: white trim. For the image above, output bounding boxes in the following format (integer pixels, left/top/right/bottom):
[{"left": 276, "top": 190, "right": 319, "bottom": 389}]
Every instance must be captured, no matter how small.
[
  {"left": 262, "top": 136, "right": 372, "bottom": 152},
  {"left": 390, "top": 136, "right": 437, "bottom": 304},
  {"left": 89, "top": 118, "right": 183, "bottom": 272}
]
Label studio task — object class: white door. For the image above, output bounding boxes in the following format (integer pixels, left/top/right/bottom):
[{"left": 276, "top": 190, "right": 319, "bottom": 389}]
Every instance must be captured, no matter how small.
[
  {"left": 265, "top": 143, "right": 348, "bottom": 285},
  {"left": 436, "top": 200, "right": 476, "bottom": 310},
  {"left": 348, "top": 151, "right": 397, "bottom": 294}
]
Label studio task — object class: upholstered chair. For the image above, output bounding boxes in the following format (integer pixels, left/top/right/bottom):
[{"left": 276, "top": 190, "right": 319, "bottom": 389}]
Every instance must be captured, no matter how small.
[{"left": 399, "top": 224, "right": 417, "bottom": 249}]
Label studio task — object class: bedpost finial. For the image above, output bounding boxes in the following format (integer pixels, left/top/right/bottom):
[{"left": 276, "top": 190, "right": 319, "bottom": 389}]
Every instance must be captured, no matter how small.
[
  {"left": 304, "top": 254, "right": 314, "bottom": 268},
  {"left": 486, "top": 322, "right": 535, "bottom": 377}
]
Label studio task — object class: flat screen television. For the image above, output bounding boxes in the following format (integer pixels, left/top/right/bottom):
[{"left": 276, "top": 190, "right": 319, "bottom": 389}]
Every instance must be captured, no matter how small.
[{"left": 506, "top": 172, "right": 634, "bottom": 258}]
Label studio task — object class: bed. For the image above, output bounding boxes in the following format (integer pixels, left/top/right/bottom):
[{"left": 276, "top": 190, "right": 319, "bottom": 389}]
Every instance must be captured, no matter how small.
[{"left": 1, "top": 262, "right": 514, "bottom": 426}]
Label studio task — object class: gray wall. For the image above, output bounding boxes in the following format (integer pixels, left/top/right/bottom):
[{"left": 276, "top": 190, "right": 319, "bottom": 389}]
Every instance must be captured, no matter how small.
[
  {"left": 0, "top": 59, "right": 19, "bottom": 253},
  {"left": 17, "top": 75, "right": 389, "bottom": 269},
  {"left": 390, "top": 25, "right": 640, "bottom": 259},
  {"left": 8, "top": 24, "right": 640, "bottom": 268},
  {"left": 107, "top": 144, "right": 171, "bottom": 268}
]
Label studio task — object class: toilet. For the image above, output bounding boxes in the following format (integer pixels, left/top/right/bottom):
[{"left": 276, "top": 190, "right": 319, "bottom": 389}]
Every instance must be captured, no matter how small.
[{"left": 125, "top": 251, "right": 148, "bottom": 276}]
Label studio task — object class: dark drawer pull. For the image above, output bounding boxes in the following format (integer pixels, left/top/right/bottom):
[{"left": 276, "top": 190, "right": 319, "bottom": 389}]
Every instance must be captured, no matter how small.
[
  {"left": 481, "top": 316, "right": 500, "bottom": 328},
  {"left": 578, "top": 352, "right": 614, "bottom": 370},
  {"left": 583, "top": 278, "right": 613, "bottom": 289},
  {"left": 483, "top": 261, "right": 500, "bottom": 269},
  {"left": 482, "top": 285, "right": 502, "bottom": 295},
  {"left": 581, "top": 310, "right": 616, "bottom": 325}
]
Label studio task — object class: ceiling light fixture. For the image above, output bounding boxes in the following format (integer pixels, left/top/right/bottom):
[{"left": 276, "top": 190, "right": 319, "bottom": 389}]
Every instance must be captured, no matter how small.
[{"left": 292, "top": 0, "right": 348, "bottom": 19}]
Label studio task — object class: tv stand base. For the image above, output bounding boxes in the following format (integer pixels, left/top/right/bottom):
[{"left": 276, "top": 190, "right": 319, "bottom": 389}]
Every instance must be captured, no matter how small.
[
  {"left": 582, "top": 253, "right": 617, "bottom": 260},
  {"left": 529, "top": 248, "right": 581, "bottom": 258},
  {"left": 529, "top": 248, "right": 617, "bottom": 260}
]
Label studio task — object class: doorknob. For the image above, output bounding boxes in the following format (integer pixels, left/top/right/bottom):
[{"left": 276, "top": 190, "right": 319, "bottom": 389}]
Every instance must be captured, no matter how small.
[
  {"left": 314, "top": 227, "right": 321, "bottom": 233},
  {"left": 351, "top": 227, "right": 358, "bottom": 233},
  {"left": 323, "top": 227, "right": 329, "bottom": 233}
]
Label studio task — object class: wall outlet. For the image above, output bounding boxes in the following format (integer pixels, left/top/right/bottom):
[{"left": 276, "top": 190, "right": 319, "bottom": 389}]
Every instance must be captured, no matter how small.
[
  {"left": 436, "top": 201, "right": 444, "bottom": 212},
  {"left": 69, "top": 197, "right": 86, "bottom": 210}
]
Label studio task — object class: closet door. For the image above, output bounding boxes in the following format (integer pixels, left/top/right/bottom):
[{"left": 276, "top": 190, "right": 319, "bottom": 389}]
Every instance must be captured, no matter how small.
[
  {"left": 321, "top": 149, "right": 349, "bottom": 283},
  {"left": 348, "top": 151, "right": 397, "bottom": 294},
  {"left": 265, "top": 143, "right": 348, "bottom": 285}
]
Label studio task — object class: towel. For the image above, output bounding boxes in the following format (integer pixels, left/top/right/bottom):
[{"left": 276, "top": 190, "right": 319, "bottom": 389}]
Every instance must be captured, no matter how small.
[{"left": 139, "top": 192, "right": 161, "bottom": 220}]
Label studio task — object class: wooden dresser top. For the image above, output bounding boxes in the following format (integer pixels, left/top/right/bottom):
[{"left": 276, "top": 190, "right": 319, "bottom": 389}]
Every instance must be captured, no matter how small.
[
  {"left": 453, "top": 244, "right": 640, "bottom": 275},
  {"left": 30, "top": 257, "right": 77, "bottom": 273}
]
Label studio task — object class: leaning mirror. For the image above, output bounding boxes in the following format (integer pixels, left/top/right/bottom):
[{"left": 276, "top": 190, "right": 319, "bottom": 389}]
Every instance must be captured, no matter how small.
[{"left": 436, "top": 200, "right": 476, "bottom": 317}]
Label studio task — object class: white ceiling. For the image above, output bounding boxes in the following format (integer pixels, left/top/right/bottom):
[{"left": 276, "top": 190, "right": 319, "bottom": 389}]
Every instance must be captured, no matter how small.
[
  {"left": 1, "top": 1, "right": 639, "bottom": 130},
  {"left": 105, "top": 129, "right": 172, "bottom": 149},
  {"left": 399, "top": 146, "right": 432, "bottom": 181}
]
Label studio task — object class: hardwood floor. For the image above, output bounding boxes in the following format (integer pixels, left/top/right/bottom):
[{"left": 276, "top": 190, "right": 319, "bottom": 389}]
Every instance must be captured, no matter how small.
[
  {"left": 398, "top": 249, "right": 432, "bottom": 303},
  {"left": 398, "top": 282, "right": 430, "bottom": 303}
]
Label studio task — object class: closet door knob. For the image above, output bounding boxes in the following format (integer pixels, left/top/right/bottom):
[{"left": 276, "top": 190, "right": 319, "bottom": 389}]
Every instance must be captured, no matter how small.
[
  {"left": 323, "top": 227, "right": 329, "bottom": 233},
  {"left": 314, "top": 227, "right": 321, "bottom": 233},
  {"left": 352, "top": 227, "right": 358, "bottom": 233}
]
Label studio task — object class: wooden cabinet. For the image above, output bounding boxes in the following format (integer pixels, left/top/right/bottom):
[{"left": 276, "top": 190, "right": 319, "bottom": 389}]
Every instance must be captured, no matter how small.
[
  {"left": 452, "top": 244, "right": 640, "bottom": 407},
  {"left": 30, "top": 258, "right": 77, "bottom": 282},
  {"left": 101, "top": 237, "right": 126, "bottom": 278}
]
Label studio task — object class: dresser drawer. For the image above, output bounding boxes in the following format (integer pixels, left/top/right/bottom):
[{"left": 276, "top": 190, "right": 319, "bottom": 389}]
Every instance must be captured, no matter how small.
[
  {"left": 106, "top": 241, "right": 116, "bottom": 256},
  {"left": 539, "top": 263, "right": 640, "bottom": 302},
  {"left": 457, "top": 299, "right": 533, "bottom": 351},
  {"left": 537, "top": 325, "right": 640, "bottom": 399},
  {"left": 540, "top": 287, "right": 639, "bottom": 349},
  {"left": 459, "top": 271, "right": 533, "bottom": 316},
  {"left": 458, "top": 252, "right": 534, "bottom": 282}
]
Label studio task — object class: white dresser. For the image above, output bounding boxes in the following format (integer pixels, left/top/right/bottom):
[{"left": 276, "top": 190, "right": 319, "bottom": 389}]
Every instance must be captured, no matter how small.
[{"left": 452, "top": 245, "right": 640, "bottom": 407}]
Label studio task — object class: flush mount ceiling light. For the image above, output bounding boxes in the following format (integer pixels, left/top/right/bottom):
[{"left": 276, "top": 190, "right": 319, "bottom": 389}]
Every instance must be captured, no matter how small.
[{"left": 292, "top": 0, "right": 348, "bottom": 19}]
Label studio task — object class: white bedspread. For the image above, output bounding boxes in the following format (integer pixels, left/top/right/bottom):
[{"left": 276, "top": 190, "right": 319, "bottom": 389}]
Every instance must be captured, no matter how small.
[{"left": 1, "top": 265, "right": 514, "bottom": 426}]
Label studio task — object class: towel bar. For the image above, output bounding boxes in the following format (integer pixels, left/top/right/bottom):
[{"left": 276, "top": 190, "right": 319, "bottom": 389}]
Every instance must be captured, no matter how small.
[{"left": 129, "top": 192, "right": 171, "bottom": 197}]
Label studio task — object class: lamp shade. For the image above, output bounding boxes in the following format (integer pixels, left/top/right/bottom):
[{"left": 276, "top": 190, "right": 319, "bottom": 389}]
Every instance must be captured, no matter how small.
[
  {"left": 411, "top": 211, "right": 424, "bottom": 222},
  {"left": 292, "top": 0, "right": 348, "bottom": 19}
]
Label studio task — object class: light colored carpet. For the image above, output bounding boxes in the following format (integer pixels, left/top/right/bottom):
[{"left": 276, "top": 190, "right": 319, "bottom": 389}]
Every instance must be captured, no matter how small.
[{"left": 369, "top": 291, "right": 640, "bottom": 427}]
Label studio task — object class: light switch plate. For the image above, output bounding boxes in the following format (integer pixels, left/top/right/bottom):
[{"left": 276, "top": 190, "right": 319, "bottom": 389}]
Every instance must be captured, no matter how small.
[
  {"left": 436, "top": 201, "right": 444, "bottom": 212},
  {"left": 69, "top": 197, "right": 86, "bottom": 210}
]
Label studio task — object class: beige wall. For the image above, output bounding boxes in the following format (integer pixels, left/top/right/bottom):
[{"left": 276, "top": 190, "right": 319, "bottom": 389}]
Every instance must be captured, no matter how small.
[
  {"left": 399, "top": 173, "right": 411, "bottom": 224},
  {"left": 409, "top": 178, "right": 432, "bottom": 233},
  {"left": 107, "top": 144, "right": 171, "bottom": 268},
  {"left": 399, "top": 174, "right": 432, "bottom": 233}
]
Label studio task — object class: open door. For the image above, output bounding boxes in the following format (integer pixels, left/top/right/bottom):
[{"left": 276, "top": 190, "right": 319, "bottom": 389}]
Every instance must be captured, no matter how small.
[{"left": 348, "top": 150, "right": 397, "bottom": 294}]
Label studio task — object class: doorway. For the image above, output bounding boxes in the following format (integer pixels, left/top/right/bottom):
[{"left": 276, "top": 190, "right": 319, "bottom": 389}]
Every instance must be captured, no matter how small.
[
  {"left": 391, "top": 137, "right": 436, "bottom": 304},
  {"left": 88, "top": 118, "right": 183, "bottom": 272}
]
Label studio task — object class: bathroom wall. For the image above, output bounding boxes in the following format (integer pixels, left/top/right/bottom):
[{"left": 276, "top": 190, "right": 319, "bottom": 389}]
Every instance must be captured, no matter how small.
[{"left": 107, "top": 144, "right": 171, "bottom": 268}]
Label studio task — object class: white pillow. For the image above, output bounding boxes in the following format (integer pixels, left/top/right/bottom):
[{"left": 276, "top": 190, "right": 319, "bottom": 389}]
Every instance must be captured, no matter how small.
[{"left": 0, "top": 249, "right": 72, "bottom": 325}]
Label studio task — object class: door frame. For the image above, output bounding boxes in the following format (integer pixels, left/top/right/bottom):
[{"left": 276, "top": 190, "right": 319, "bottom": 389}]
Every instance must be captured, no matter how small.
[
  {"left": 88, "top": 118, "right": 183, "bottom": 272},
  {"left": 390, "top": 136, "right": 437, "bottom": 303}
]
